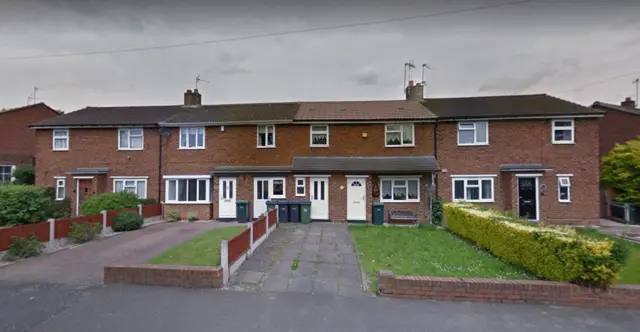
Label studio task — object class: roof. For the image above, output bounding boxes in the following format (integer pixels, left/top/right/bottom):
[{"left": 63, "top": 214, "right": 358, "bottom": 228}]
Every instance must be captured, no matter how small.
[
  {"left": 422, "top": 94, "right": 603, "bottom": 119},
  {"left": 292, "top": 156, "right": 439, "bottom": 173},
  {"left": 0, "top": 103, "right": 62, "bottom": 117},
  {"left": 591, "top": 101, "right": 640, "bottom": 116},
  {"left": 500, "top": 164, "right": 553, "bottom": 172},
  {"left": 67, "top": 167, "right": 110, "bottom": 175},
  {"left": 209, "top": 166, "right": 292, "bottom": 174},
  {"left": 161, "top": 103, "right": 299, "bottom": 125},
  {"left": 31, "top": 105, "right": 185, "bottom": 127},
  {"left": 295, "top": 100, "right": 436, "bottom": 121}
]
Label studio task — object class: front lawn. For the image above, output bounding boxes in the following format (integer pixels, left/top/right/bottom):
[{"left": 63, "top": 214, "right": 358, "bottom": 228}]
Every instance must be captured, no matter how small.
[
  {"left": 148, "top": 226, "right": 245, "bottom": 266},
  {"left": 350, "top": 225, "right": 530, "bottom": 289},
  {"left": 575, "top": 228, "right": 640, "bottom": 284}
]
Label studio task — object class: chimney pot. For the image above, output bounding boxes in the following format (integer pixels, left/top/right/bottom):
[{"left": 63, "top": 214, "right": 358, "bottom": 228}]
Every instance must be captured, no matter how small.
[
  {"left": 409, "top": 80, "right": 414, "bottom": 87},
  {"left": 621, "top": 97, "right": 636, "bottom": 108}
]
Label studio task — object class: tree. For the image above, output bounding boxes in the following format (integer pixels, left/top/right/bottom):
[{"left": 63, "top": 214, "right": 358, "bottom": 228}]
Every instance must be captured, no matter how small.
[
  {"left": 601, "top": 136, "right": 640, "bottom": 202},
  {"left": 12, "top": 165, "right": 35, "bottom": 185}
]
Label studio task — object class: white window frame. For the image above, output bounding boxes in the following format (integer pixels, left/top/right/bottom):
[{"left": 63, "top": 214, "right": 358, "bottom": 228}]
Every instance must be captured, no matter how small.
[
  {"left": 552, "top": 119, "right": 574, "bottom": 144},
  {"left": 112, "top": 177, "right": 148, "bottom": 199},
  {"left": 179, "top": 127, "right": 205, "bottom": 150},
  {"left": 55, "top": 177, "right": 66, "bottom": 200},
  {"left": 0, "top": 165, "right": 16, "bottom": 183},
  {"left": 164, "top": 176, "right": 211, "bottom": 204},
  {"left": 457, "top": 121, "right": 489, "bottom": 146},
  {"left": 557, "top": 175, "right": 572, "bottom": 203},
  {"left": 118, "top": 128, "right": 144, "bottom": 150},
  {"left": 257, "top": 124, "right": 276, "bottom": 148},
  {"left": 309, "top": 125, "right": 329, "bottom": 147},
  {"left": 385, "top": 123, "right": 415, "bottom": 147},
  {"left": 52, "top": 129, "right": 69, "bottom": 151},
  {"left": 451, "top": 176, "right": 495, "bottom": 202},
  {"left": 295, "top": 177, "right": 306, "bottom": 196},
  {"left": 270, "top": 177, "right": 286, "bottom": 199},
  {"left": 379, "top": 176, "right": 420, "bottom": 203}
]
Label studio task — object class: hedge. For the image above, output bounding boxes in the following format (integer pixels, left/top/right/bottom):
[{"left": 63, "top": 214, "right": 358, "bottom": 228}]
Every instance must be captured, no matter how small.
[
  {"left": 81, "top": 192, "right": 141, "bottom": 215},
  {"left": 444, "top": 203, "right": 628, "bottom": 287},
  {"left": 0, "top": 185, "right": 54, "bottom": 226}
]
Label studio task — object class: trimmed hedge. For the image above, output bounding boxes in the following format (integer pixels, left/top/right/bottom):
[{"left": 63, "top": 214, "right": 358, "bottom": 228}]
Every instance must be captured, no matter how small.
[
  {"left": 113, "top": 211, "right": 143, "bottom": 232},
  {"left": 0, "top": 185, "right": 54, "bottom": 226},
  {"left": 81, "top": 192, "right": 140, "bottom": 215},
  {"left": 444, "top": 203, "right": 627, "bottom": 287}
]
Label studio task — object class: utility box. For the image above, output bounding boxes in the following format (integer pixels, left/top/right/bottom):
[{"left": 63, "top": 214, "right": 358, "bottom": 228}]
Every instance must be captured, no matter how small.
[
  {"left": 299, "top": 200, "right": 312, "bottom": 224},
  {"left": 236, "top": 200, "right": 250, "bottom": 223},
  {"left": 289, "top": 201, "right": 300, "bottom": 223},
  {"left": 372, "top": 202, "right": 384, "bottom": 225},
  {"left": 277, "top": 200, "right": 289, "bottom": 222}
]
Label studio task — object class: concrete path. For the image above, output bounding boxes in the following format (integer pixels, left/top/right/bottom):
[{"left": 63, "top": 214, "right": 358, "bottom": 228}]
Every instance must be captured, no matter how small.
[
  {"left": 599, "top": 219, "right": 640, "bottom": 242},
  {"left": 0, "top": 222, "right": 236, "bottom": 286},
  {"left": 229, "top": 223, "right": 365, "bottom": 297}
]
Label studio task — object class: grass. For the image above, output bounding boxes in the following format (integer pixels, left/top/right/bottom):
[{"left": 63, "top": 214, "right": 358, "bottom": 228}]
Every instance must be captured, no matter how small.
[
  {"left": 350, "top": 225, "right": 530, "bottom": 290},
  {"left": 148, "top": 226, "right": 245, "bottom": 266},
  {"left": 575, "top": 228, "right": 640, "bottom": 284}
]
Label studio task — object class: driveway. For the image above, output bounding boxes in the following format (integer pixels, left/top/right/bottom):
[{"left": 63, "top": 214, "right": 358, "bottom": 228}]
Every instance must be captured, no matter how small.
[
  {"left": 229, "top": 223, "right": 365, "bottom": 297},
  {"left": 0, "top": 222, "right": 231, "bottom": 286}
]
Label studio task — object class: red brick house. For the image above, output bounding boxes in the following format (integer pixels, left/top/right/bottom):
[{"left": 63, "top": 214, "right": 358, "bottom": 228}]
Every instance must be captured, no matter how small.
[
  {"left": 0, "top": 103, "right": 61, "bottom": 182},
  {"left": 31, "top": 87, "right": 603, "bottom": 224}
]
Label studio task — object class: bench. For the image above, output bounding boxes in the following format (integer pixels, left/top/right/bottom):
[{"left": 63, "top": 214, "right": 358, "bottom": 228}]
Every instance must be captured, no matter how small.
[{"left": 388, "top": 209, "right": 418, "bottom": 225}]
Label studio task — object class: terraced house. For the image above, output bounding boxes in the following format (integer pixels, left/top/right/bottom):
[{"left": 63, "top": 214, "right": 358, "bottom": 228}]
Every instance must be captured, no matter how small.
[{"left": 30, "top": 84, "right": 604, "bottom": 225}]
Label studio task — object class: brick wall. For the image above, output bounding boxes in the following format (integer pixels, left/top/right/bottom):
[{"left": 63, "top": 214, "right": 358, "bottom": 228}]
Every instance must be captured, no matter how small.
[
  {"left": 594, "top": 106, "right": 640, "bottom": 157},
  {"left": 0, "top": 104, "right": 60, "bottom": 164},
  {"left": 104, "top": 264, "right": 223, "bottom": 288},
  {"left": 378, "top": 270, "right": 640, "bottom": 308},
  {"left": 163, "top": 204, "right": 212, "bottom": 220}
]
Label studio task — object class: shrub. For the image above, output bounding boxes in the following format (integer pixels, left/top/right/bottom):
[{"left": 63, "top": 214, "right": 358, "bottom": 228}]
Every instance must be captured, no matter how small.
[
  {"left": 12, "top": 165, "right": 35, "bottom": 185},
  {"left": 444, "top": 203, "right": 626, "bottom": 287},
  {"left": 81, "top": 192, "right": 140, "bottom": 215},
  {"left": 139, "top": 198, "right": 157, "bottom": 205},
  {"left": 430, "top": 196, "right": 444, "bottom": 226},
  {"left": 165, "top": 210, "right": 180, "bottom": 222},
  {"left": 601, "top": 137, "right": 640, "bottom": 202},
  {"left": 68, "top": 222, "right": 103, "bottom": 243},
  {"left": 187, "top": 213, "right": 198, "bottom": 222},
  {"left": 3, "top": 236, "right": 43, "bottom": 261},
  {"left": 113, "top": 211, "right": 143, "bottom": 232},
  {"left": 0, "top": 185, "right": 54, "bottom": 226}
]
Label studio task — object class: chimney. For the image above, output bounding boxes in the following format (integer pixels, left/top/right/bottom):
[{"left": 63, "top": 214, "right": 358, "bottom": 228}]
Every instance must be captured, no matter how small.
[
  {"left": 193, "top": 89, "right": 202, "bottom": 105},
  {"left": 621, "top": 97, "right": 636, "bottom": 108},
  {"left": 405, "top": 80, "right": 424, "bottom": 101},
  {"left": 183, "top": 89, "right": 202, "bottom": 106}
]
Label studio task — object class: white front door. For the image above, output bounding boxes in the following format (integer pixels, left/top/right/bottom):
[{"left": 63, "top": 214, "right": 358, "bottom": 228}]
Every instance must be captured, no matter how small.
[
  {"left": 310, "top": 178, "right": 329, "bottom": 220},
  {"left": 218, "top": 177, "right": 236, "bottom": 219},
  {"left": 253, "top": 178, "right": 270, "bottom": 218},
  {"left": 347, "top": 177, "right": 366, "bottom": 221}
]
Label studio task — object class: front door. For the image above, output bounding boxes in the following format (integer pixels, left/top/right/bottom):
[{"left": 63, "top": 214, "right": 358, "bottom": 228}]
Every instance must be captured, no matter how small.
[
  {"left": 253, "top": 178, "right": 270, "bottom": 218},
  {"left": 76, "top": 179, "right": 93, "bottom": 216},
  {"left": 310, "top": 178, "right": 329, "bottom": 220},
  {"left": 518, "top": 177, "right": 538, "bottom": 221},
  {"left": 347, "top": 177, "right": 366, "bottom": 221},
  {"left": 218, "top": 177, "right": 236, "bottom": 219}
]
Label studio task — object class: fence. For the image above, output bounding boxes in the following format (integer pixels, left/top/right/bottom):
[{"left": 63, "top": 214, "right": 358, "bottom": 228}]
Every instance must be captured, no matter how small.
[
  {"left": 609, "top": 202, "right": 640, "bottom": 225},
  {"left": 220, "top": 208, "right": 278, "bottom": 284},
  {"left": 0, "top": 204, "right": 163, "bottom": 252}
]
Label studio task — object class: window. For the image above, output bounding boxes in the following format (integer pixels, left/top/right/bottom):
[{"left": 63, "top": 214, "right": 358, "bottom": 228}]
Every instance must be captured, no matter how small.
[
  {"left": 113, "top": 178, "right": 147, "bottom": 199},
  {"left": 118, "top": 128, "right": 144, "bottom": 150},
  {"left": 310, "top": 125, "right": 329, "bottom": 147},
  {"left": 385, "top": 124, "right": 414, "bottom": 147},
  {"left": 55, "top": 178, "right": 66, "bottom": 200},
  {"left": 380, "top": 177, "right": 420, "bottom": 202},
  {"left": 179, "top": 127, "right": 205, "bottom": 149},
  {"left": 558, "top": 176, "right": 571, "bottom": 203},
  {"left": 0, "top": 165, "right": 15, "bottom": 182},
  {"left": 552, "top": 119, "right": 574, "bottom": 144},
  {"left": 452, "top": 177, "right": 494, "bottom": 202},
  {"left": 52, "top": 129, "right": 69, "bottom": 151},
  {"left": 165, "top": 177, "right": 210, "bottom": 203},
  {"left": 257, "top": 125, "right": 275, "bottom": 148},
  {"left": 296, "top": 178, "right": 306, "bottom": 196},
  {"left": 272, "top": 178, "right": 285, "bottom": 198},
  {"left": 457, "top": 121, "right": 488, "bottom": 145}
]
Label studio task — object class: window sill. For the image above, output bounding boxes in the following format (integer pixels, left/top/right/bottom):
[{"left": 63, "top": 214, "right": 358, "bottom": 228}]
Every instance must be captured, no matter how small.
[
  {"left": 257, "top": 146, "right": 276, "bottom": 149},
  {"left": 164, "top": 201, "right": 211, "bottom": 205},
  {"left": 310, "top": 145, "right": 329, "bottom": 148},
  {"left": 178, "top": 147, "right": 205, "bottom": 150},
  {"left": 385, "top": 144, "right": 415, "bottom": 148},
  {"left": 551, "top": 141, "right": 575, "bottom": 145},
  {"left": 55, "top": 198, "right": 65, "bottom": 201},
  {"left": 270, "top": 196, "right": 286, "bottom": 199},
  {"left": 457, "top": 143, "right": 489, "bottom": 147},
  {"left": 52, "top": 149, "right": 69, "bottom": 152},
  {"left": 453, "top": 200, "right": 495, "bottom": 203},
  {"left": 295, "top": 194, "right": 306, "bottom": 197},
  {"left": 558, "top": 200, "right": 571, "bottom": 204},
  {"left": 380, "top": 200, "right": 420, "bottom": 204},
  {"left": 118, "top": 148, "right": 144, "bottom": 151}
]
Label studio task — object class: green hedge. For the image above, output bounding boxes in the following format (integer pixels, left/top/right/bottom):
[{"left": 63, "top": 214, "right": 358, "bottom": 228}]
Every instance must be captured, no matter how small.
[
  {"left": 81, "top": 192, "right": 141, "bottom": 215},
  {"left": 0, "top": 185, "right": 54, "bottom": 226},
  {"left": 444, "top": 203, "right": 627, "bottom": 287}
]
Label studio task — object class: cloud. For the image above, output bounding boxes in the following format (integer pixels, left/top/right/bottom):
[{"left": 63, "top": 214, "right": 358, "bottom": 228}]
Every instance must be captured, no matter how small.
[
  {"left": 478, "top": 67, "right": 560, "bottom": 93},
  {"left": 354, "top": 67, "right": 379, "bottom": 86}
]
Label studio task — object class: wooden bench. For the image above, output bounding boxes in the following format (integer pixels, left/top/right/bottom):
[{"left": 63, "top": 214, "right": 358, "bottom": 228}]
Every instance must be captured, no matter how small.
[{"left": 388, "top": 209, "right": 418, "bottom": 225}]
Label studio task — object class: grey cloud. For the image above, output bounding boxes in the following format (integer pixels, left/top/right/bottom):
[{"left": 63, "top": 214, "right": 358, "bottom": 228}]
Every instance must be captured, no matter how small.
[
  {"left": 354, "top": 67, "right": 379, "bottom": 86},
  {"left": 478, "top": 67, "right": 560, "bottom": 93}
]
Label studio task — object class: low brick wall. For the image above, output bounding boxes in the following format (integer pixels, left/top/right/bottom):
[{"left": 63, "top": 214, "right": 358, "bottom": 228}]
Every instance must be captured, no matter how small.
[
  {"left": 104, "top": 264, "right": 223, "bottom": 288},
  {"left": 378, "top": 270, "right": 640, "bottom": 308}
]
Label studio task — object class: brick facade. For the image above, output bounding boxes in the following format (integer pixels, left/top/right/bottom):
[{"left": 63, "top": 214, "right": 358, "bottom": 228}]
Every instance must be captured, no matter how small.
[{"left": 592, "top": 102, "right": 640, "bottom": 158}]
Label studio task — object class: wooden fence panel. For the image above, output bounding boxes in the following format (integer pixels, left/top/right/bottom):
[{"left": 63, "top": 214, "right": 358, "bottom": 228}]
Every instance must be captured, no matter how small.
[
  {"left": 253, "top": 216, "right": 266, "bottom": 243},
  {"left": 142, "top": 204, "right": 162, "bottom": 218},
  {"left": 228, "top": 228, "right": 250, "bottom": 265},
  {"left": 268, "top": 209, "right": 277, "bottom": 227},
  {"left": 0, "top": 222, "right": 50, "bottom": 251}
]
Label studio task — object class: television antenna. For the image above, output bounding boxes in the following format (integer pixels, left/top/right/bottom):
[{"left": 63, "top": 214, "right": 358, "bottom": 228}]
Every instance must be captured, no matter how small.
[
  {"left": 633, "top": 78, "right": 639, "bottom": 107},
  {"left": 195, "top": 75, "right": 209, "bottom": 90},
  {"left": 403, "top": 61, "right": 415, "bottom": 92},
  {"left": 421, "top": 63, "right": 431, "bottom": 85},
  {"left": 26, "top": 86, "right": 39, "bottom": 105}
]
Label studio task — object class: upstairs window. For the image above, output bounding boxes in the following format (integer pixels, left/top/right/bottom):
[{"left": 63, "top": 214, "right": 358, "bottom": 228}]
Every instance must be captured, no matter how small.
[
  {"left": 118, "top": 128, "right": 144, "bottom": 150},
  {"left": 310, "top": 125, "right": 329, "bottom": 147},
  {"left": 179, "top": 127, "right": 205, "bottom": 149},
  {"left": 552, "top": 119, "right": 574, "bottom": 144},
  {"left": 452, "top": 177, "right": 494, "bottom": 202},
  {"left": 385, "top": 124, "right": 414, "bottom": 147},
  {"left": 257, "top": 125, "right": 275, "bottom": 148},
  {"left": 457, "top": 121, "right": 488, "bottom": 146},
  {"left": 558, "top": 176, "right": 571, "bottom": 203},
  {"left": 53, "top": 129, "right": 69, "bottom": 151}
]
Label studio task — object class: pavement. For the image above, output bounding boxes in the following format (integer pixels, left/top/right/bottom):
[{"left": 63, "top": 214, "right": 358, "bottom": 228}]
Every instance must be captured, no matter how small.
[
  {"left": 0, "top": 221, "right": 235, "bottom": 286},
  {"left": 599, "top": 219, "right": 640, "bottom": 242},
  {"left": 228, "top": 223, "right": 365, "bottom": 297}
]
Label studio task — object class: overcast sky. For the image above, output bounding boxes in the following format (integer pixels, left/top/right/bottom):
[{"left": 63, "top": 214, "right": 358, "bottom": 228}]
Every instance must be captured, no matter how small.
[{"left": 0, "top": 0, "right": 639, "bottom": 112}]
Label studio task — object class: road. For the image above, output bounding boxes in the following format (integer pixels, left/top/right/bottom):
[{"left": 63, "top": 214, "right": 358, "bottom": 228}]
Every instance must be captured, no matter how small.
[{"left": 1, "top": 281, "right": 638, "bottom": 332}]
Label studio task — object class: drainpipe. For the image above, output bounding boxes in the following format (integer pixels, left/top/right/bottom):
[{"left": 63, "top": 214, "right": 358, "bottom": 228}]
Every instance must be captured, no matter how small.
[
  {"left": 433, "top": 121, "right": 439, "bottom": 197},
  {"left": 157, "top": 129, "right": 163, "bottom": 202}
]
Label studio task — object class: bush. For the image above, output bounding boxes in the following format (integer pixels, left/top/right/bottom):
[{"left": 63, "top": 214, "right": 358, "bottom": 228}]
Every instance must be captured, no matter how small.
[
  {"left": 3, "top": 236, "right": 43, "bottom": 261},
  {"left": 139, "top": 198, "right": 157, "bottom": 205},
  {"left": 41, "top": 187, "right": 72, "bottom": 219},
  {"left": 12, "top": 165, "right": 35, "bottom": 185},
  {"left": 113, "top": 211, "right": 143, "bottom": 232},
  {"left": 188, "top": 213, "right": 198, "bottom": 222},
  {"left": 165, "top": 210, "right": 180, "bottom": 222},
  {"left": 68, "top": 222, "right": 103, "bottom": 243},
  {"left": 444, "top": 203, "right": 627, "bottom": 287},
  {"left": 601, "top": 137, "right": 640, "bottom": 202},
  {"left": 430, "top": 196, "right": 444, "bottom": 226},
  {"left": 0, "top": 185, "right": 54, "bottom": 226},
  {"left": 81, "top": 192, "right": 140, "bottom": 215}
]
